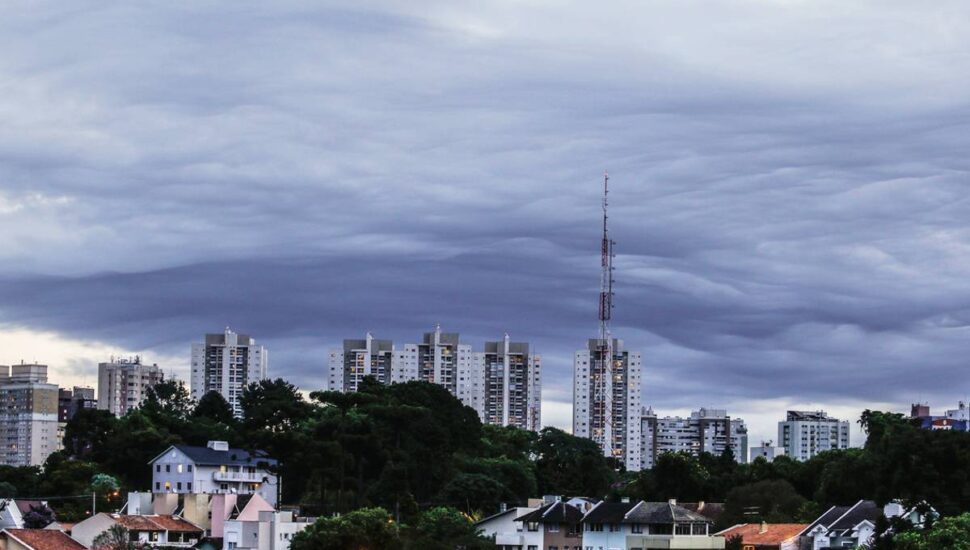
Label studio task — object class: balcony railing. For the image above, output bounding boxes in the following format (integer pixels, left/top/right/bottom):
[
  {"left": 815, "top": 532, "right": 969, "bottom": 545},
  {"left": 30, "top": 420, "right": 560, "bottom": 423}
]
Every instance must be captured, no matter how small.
[{"left": 212, "top": 470, "right": 265, "bottom": 483}]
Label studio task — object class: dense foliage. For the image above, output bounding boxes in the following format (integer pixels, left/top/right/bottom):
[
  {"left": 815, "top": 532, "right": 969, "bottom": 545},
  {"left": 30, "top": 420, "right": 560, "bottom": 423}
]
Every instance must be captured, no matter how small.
[{"left": 2, "top": 375, "right": 968, "bottom": 544}]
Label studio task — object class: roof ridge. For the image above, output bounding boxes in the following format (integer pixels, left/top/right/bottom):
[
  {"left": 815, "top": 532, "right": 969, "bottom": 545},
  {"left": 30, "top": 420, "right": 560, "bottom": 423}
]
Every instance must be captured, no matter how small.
[{"left": 827, "top": 500, "right": 863, "bottom": 530}]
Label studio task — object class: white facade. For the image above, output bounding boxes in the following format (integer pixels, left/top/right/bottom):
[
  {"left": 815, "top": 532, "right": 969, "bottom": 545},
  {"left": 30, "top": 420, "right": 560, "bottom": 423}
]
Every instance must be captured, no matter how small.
[
  {"left": 191, "top": 328, "right": 268, "bottom": 417},
  {"left": 573, "top": 338, "right": 642, "bottom": 470},
  {"left": 473, "top": 506, "right": 540, "bottom": 549},
  {"left": 641, "top": 408, "right": 749, "bottom": 469},
  {"left": 0, "top": 364, "right": 59, "bottom": 467},
  {"left": 749, "top": 441, "right": 786, "bottom": 463},
  {"left": 475, "top": 335, "right": 542, "bottom": 431},
  {"left": 778, "top": 410, "right": 850, "bottom": 461},
  {"left": 97, "top": 357, "right": 164, "bottom": 417},
  {"left": 224, "top": 510, "right": 314, "bottom": 550},
  {"left": 150, "top": 441, "right": 278, "bottom": 508},
  {"left": 326, "top": 328, "right": 542, "bottom": 431}
]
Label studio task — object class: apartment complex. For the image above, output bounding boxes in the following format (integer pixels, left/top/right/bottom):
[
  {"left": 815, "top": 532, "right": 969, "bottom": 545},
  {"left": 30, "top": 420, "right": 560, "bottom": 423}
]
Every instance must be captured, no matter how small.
[
  {"left": 477, "top": 335, "right": 541, "bottom": 430},
  {"left": 97, "top": 357, "right": 163, "bottom": 417},
  {"left": 190, "top": 328, "right": 268, "bottom": 417},
  {"left": 0, "top": 364, "right": 59, "bottom": 467},
  {"left": 326, "top": 327, "right": 542, "bottom": 431},
  {"left": 778, "top": 410, "right": 850, "bottom": 461},
  {"left": 573, "top": 338, "right": 643, "bottom": 470},
  {"left": 640, "top": 407, "right": 749, "bottom": 468}
]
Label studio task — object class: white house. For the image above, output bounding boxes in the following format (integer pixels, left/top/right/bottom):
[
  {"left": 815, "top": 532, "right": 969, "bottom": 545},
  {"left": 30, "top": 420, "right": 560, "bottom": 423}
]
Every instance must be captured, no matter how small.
[
  {"left": 0, "top": 501, "right": 48, "bottom": 530},
  {"left": 149, "top": 441, "right": 279, "bottom": 507},
  {"left": 224, "top": 509, "right": 315, "bottom": 550},
  {"left": 474, "top": 506, "right": 540, "bottom": 549},
  {"left": 581, "top": 500, "right": 725, "bottom": 550},
  {"left": 800, "top": 500, "right": 938, "bottom": 550}
]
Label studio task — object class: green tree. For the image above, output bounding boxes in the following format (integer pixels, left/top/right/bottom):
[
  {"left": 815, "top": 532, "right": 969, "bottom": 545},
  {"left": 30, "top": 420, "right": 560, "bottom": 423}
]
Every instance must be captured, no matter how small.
[
  {"left": 63, "top": 409, "right": 119, "bottom": 461},
  {"left": 404, "top": 506, "right": 492, "bottom": 549},
  {"left": 22, "top": 503, "right": 55, "bottom": 528},
  {"left": 894, "top": 513, "right": 970, "bottom": 550},
  {"left": 533, "top": 427, "right": 614, "bottom": 498},
  {"left": 92, "top": 524, "right": 135, "bottom": 550},
  {"left": 721, "top": 479, "right": 806, "bottom": 527},
  {"left": 290, "top": 507, "right": 401, "bottom": 550},
  {"left": 651, "top": 452, "right": 710, "bottom": 502},
  {"left": 193, "top": 390, "right": 236, "bottom": 425}
]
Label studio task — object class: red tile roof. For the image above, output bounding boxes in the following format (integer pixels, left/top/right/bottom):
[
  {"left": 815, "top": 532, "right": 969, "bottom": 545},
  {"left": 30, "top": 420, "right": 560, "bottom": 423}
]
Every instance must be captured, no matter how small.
[
  {"left": 109, "top": 514, "right": 203, "bottom": 533},
  {"left": 3, "top": 528, "right": 88, "bottom": 550},
  {"left": 148, "top": 515, "right": 203, "bottom": 533},
  {"left": 717, "top": 523, "right": 810, "bottom": 546}
]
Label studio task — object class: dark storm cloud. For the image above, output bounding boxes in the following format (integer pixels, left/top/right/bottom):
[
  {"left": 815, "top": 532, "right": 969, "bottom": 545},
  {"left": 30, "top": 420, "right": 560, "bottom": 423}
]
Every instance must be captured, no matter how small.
[{"left": 1, "top": 0, "right": 970, "bottom": 439}]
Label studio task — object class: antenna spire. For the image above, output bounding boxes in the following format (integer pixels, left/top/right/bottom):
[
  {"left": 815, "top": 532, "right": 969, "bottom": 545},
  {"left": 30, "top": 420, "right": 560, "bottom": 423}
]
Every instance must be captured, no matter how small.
[{"left": 598, "top": 171, "right": 614, "bottom": 340}]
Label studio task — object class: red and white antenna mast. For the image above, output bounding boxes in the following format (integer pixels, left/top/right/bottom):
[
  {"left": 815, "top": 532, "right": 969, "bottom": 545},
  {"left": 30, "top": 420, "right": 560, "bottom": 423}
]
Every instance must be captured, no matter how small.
[{"left": 595, "top": 171, "right": 616, "bottom": 459}]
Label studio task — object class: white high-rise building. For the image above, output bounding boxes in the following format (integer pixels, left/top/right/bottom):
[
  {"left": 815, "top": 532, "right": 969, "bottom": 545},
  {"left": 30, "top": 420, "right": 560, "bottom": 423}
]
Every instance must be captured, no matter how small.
[
  {"left": 326, "top": 334, "right": 396, "bottom": 393},
  {"left": 640, "top": 407, "right": 748, "bottom": 469},
  {"left": 0, "top": 364, "right": 59, "bottom": 466},
  {"left": 573, "top": 338, "right": 642, "bottom": 471},
  {"left": 97, "top": 357, "right": 164, "bottom": 417},
  {"left": 477, "top": 335, "right": 541, "bottom": 431},
  {"left": 326, "top": 328, "right": 542, "bottom": 431},
  {"left": 778, "top": 410, "right": 850, "bottom": 461},
  {"left": 190, "top": 328, "right": 268, "bottom": 417}
]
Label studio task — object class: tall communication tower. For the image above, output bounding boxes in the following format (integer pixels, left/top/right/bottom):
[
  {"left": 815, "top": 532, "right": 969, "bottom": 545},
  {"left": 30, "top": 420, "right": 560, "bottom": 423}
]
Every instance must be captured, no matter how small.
[{"left": 594, "top": 171, "right": 616, "bottom": 457}]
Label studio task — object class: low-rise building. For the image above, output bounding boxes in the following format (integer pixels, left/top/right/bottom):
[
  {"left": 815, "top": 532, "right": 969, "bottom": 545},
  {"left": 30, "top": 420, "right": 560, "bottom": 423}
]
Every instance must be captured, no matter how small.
[
  {"left": 0, "top": 528, "right": 87, "bottom": 550},
  {"left": 581, "top": 500, "right": 725, "bottom": 549},
  {"left": 716, "top": 522, "right": 807, "bottom": 550},
  {"left": 224, "top": 509, "right": 315, "bottom": 550},
  {"left": 0, "top": 501, "right": 49, "bottom": 531},
  {"left": 513, "top": 499, "right": 586, "bottom": 550},
  {"left": 911, "top": 401, "right": 970, "bottom": 432},
  {"left": 71, "top": 513, "right": 202, "bottom": 549},
  {"left": 149, "top": 441, "right": 279, "bottom": 508},
  {"left": 474, "top": 505, "right": 540, "bottom": 549}
]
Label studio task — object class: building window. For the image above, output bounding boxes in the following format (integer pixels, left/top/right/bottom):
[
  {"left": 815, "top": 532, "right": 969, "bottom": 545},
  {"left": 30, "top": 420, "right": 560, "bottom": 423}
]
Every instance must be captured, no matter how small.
[
  {"left": 177, "top": 464, "right": 183, "bottom": 473},
  {"left": 166, "top": 465, "right": 171, "bottom": 473},
  {"left": 676, "top": 524, "right": 691, "bottom": 535},
  {"left": 631, "top": 523, "right": 643, "bottom": 533},
  {"left": 527, "top": 522, "right": 539, "bottom": 532},
  {"left": 187, "top": 482, "right": 192, "bottom": 491}
]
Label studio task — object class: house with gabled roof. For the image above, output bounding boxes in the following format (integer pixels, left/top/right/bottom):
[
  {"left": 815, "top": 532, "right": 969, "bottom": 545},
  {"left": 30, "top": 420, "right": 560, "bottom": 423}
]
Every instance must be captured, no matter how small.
[
  {"left": 582, "top": 499, "right": 725, "bottom": 549},
  {"left": 0, "top": 528, "right": 87, "bottom": 550},
  {"left": 799, "top": 500, "right": 882, "bottom": 550},
  {"left": 474, "top": 505, "right": 540, "bottom": 549},
  {"left": 514, "top": 499, "right": 585, "bottom": 549},
  {"left": 70, "top": 513, "right": 203, "bottom": 549},
  {"left": 715, "top": 522, "right": 808, "bottom": 550},
  {"left": 148, "top": 440, "right": 278, "bottom": 507}
]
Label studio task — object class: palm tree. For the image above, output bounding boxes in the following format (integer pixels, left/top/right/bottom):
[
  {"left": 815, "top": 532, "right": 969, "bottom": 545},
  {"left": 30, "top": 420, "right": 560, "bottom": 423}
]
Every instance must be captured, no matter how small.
[{"left": 92, "top": 524, "right": 135, "bottom": 550}]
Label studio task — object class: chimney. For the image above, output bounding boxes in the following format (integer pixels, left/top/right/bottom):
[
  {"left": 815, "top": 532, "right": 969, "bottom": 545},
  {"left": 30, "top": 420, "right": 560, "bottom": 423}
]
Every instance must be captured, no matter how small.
[
  {"left": 668, "top": 499, "right": 677, "bottom": 506},
  {"left": 207, "top": 441, "right": 230, "bottom": 451},
  {"left": 499, "top": 503, "right": 507, "bottom": 513},
  {"left": 621, "top": 497, "right": 630, "bottom": 503},
  {"left": 760, "top": 521, "right": 768, "bottom": 534}
]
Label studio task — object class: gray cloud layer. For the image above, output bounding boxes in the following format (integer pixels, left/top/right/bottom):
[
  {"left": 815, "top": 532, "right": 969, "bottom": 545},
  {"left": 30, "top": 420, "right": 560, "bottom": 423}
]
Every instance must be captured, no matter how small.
[{"left": 1, "top": 0, "right": 969, "bottom": 441}]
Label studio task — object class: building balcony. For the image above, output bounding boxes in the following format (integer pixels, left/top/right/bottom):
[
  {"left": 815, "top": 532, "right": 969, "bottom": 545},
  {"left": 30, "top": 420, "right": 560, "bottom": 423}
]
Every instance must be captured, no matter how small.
[
  {"left": 212, "top": 470, "right": 266, "bottom": 483},
  {"left": 626, "top": 535, "right": 725, "bottom": 549}
]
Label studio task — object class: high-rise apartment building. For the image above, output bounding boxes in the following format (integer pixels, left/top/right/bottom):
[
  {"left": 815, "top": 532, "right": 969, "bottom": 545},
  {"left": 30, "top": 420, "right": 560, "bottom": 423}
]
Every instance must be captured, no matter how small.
[
  {"left": 573, "top": 338, "right": 643, "bottom": 470},
  {"left": 0, "top": 364, "right": 60, "bottom": 466},
  {"left": 326, "top": 334, "right": 395, "bottom": 392},
  {"left": 190, "top": 328, "right": 268, "bottom": 417},
  {"left": 477, "top": 335, "right": 541, "bottom": 431},
  {"left": 778, "top": 410, "right": 850, "bottom": 461},
  {"left": 326, "top": 328, "right": 542, "bottom": 431},
  {"left": 97, "top": 357, "right": 164, "bottom": 417},
  {"left": 58, "top": 386, "right": 97, "bottom": 452},
  {"left": 640, "top": 407, "right": 748, "bottom": 469}
]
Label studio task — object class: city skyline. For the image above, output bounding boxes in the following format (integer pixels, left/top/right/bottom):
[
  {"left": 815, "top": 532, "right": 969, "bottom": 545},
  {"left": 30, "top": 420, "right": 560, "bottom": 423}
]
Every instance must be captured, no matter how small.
[{"left": 2, "top": 2, "right": 970, "bottom": 450}]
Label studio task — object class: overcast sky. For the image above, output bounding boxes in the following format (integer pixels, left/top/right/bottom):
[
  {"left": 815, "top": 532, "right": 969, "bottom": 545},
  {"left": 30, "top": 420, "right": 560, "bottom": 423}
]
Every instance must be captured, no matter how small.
[{"left": 1, "top": 1, "right": 969, "bottom": 447}]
